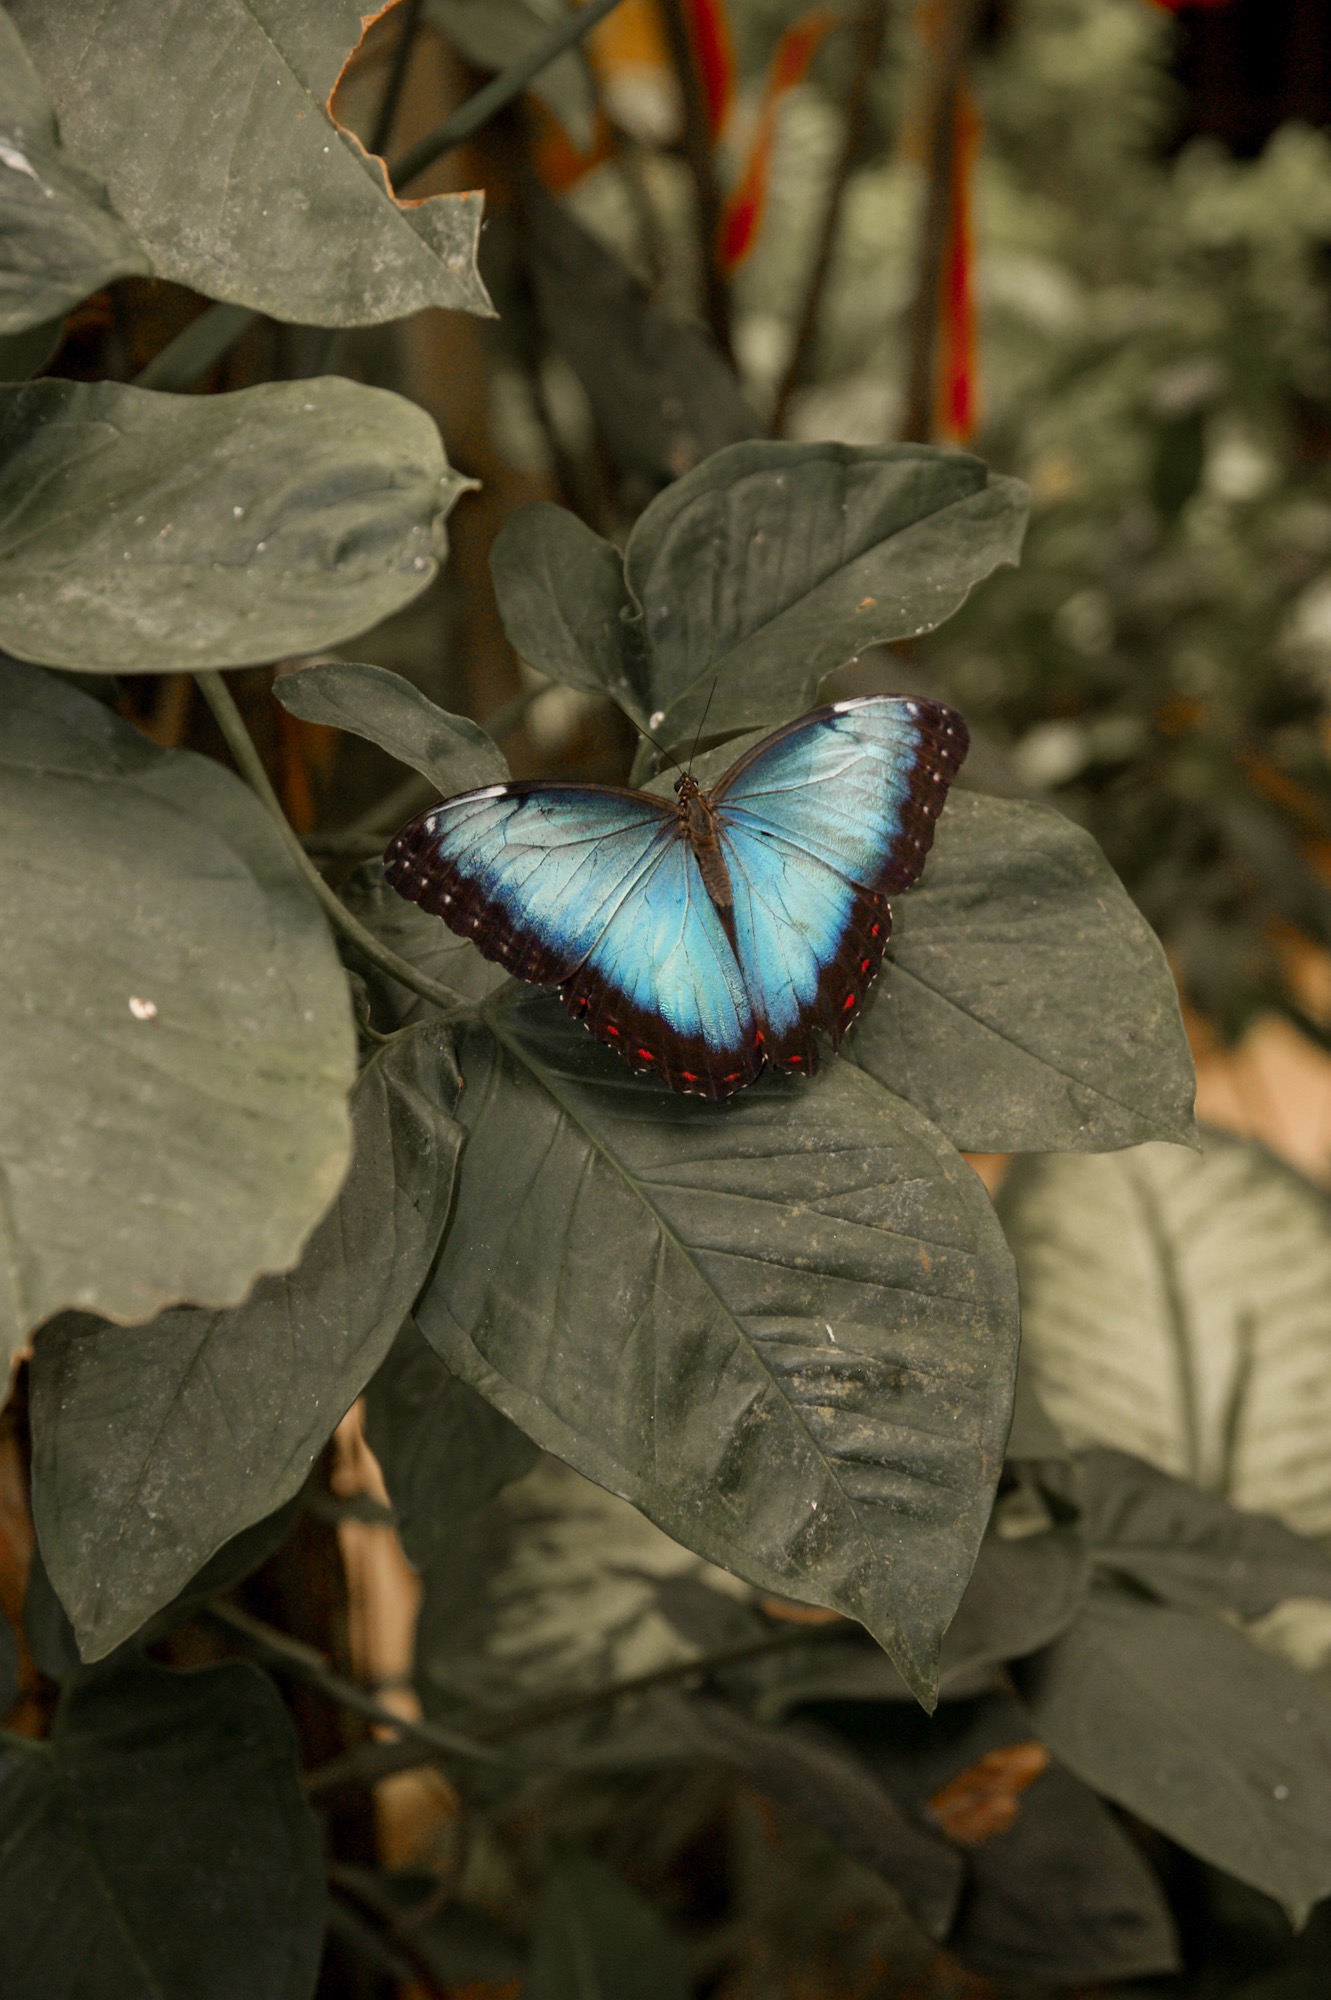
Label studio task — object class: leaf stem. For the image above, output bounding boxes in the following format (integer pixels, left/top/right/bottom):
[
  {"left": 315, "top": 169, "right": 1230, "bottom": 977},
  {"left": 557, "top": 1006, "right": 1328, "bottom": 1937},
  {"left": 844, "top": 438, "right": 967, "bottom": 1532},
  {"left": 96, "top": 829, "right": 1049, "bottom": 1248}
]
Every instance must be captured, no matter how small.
[
  {"left": 771, "top": 0, "right": 888, "bottom": 433},
  {"left": 901, "top": 0, "right": 984, "bottom": 444},
  {"left": 657, "top": 0, "right": 733, "bottom": 362},
  {"left": 304, "top": 1619, "right": 848, "bottom": 1798},
  {"left": 369, "top": 0, "right": 425, "bottom": 159},
  {"left": 391, "top": 0, "right": 629, "bottom": 190},
  {"left": 133, "top": 303, "right": 261, "bottom": 394},
  {"left": 194, "top": 671, "right": 468, "bottom": 1018},
  {"left": 202, "top": 1599, "right": 502, "bottom": 1764}
]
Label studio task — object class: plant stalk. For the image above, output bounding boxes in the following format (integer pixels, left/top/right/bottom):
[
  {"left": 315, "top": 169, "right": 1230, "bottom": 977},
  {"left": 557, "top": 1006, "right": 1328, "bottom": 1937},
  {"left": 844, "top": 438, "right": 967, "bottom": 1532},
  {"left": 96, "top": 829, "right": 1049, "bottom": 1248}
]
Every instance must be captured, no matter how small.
[
  {"left": 657, "top": 0, "right": 734, "bottom": 361},
  {"left": 195, "top": 671, "right": 467, "bottom": 1019},
  {"left": 901, "top": 0, "right": 984, "bottom": 444},
  {"left": 771, "top": 0, "right": 889, "bottom": 433}
]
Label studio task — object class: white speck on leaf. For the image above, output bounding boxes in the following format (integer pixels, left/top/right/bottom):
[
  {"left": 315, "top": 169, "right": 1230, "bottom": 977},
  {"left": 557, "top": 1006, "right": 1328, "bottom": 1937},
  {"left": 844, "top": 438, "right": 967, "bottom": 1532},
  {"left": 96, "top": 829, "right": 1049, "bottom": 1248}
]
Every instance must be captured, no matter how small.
[
  {"left": 0, "top": 139, "right": 39, "bottom": 182},
  {"left": 128, "top": 996, "right": 158, "bottom": 1022},
  {"left": 650, "top": 710, "right": 666, "bottom": 729},
  {"left": 1274, "top": 1784, "right": 1290, "bottom": 1800}
]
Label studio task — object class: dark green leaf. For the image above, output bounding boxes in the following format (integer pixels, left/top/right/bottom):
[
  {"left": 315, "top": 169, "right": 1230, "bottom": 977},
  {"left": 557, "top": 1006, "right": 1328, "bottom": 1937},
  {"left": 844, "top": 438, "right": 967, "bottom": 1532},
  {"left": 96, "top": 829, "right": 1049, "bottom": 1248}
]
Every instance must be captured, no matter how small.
[
  {"left": 1077, "top": 1448, "right": 1331, "bottom": 1617},
  {"left": 425, "top": 0, "right": 596, "bottom": 148},
  {"left": 0, "top": 8, "right": 147, "bottom": 331},
  {"left": 8, "top": 0, "right": 491, "bottom": 324},
  {"left": 854, "top": 793, "right": 1197, "bottom": 1153},
  {"left": 416, "top": 990, "right": 1020, "bottom": 1704},
  {"left": 1015, "top": 1587, "right": 1331, "bottom": 1920},
  {"left": 0, "top": 1658, "right": 325, "bottom": 2000},
  {"left": 938, "top": 1510, "right": 1087, "bottom": 1682},
  {"left": 0, "top": 659, "right": 355, "bottom": 1368},
  {"left": 829, "top": 1692, "right": 1178, "bottom": 1985},
  {"left": 622, "top": 442, "right": 1028, "bottom": 745},
  {"left": 490, "top": 504, "right": 648, "bottom": 718},
  {"left": 661, "top": 1695, "right": 962, "bottom": 1938},
  {"left": 998, "top": 1133, "right": 1331, "bottom": 1536},
  {"left": 526, "top": 189, "right": 764, "bottom": 490},
  {"left": 526, "top": 1850, "right": 689, "bottom": 2000},
  {"left": 0, "top": 377, "right": 469, "bottom": 673},
  {"left": 31, "top": 1022, "right": 460, "bottom": 1660},
  {"left": 364, "top": 1316, "right": 538, "bottom": 1569},
  {"left": 274, "top": 662, "right": 505, "bottom": 795}
]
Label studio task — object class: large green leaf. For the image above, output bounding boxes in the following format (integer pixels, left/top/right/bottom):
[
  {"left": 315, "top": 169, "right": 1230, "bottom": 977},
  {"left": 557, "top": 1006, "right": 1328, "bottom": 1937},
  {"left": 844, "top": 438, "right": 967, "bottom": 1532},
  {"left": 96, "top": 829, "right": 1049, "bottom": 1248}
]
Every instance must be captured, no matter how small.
[
  {"left": 0, "top": 1658, "right": 325, "bottom": 2000},
  {"left": 0, "top": 659, "right": 354, "bottom": 1369},
  {"left": 30, "top": 1023, "right": 460, "bottom": 1660},
  {"left": 998, "top": 1133, "right": 1331, "bottom": 1536},
  {"left": 621, "top": 443, "right": 1028, "bottom": 748},
  {"left": 0, "top": 4, "right": 148, "bottom": 332},
  {"left": 526, "top": 1851, "right": 690, "bottom": 2000},
  {"left": 1075, "top": 1448, "right": 1331, "bottom": 1618},
  {"left": 858, "top": 793, "right": 1197, "bottom": 1153},
  {"left": 490, "top": 504, "right": 649, "bottom": 719},
  {"left": 0, "top": 377, "right": 468, "bottom": 673},
  {"left": 274, "top": 662, "right": 505, "bottom": 795},
  {"left": 364, "top": 1317, "right": 538, "bottom": 1570},
  {"left": 8, "top": 0, "right": 490, "bottom": 325},
  {"left": 1015, "top": 1587, "right": 1331, "bottom": 1920},
  {"left": 415, "top": 990, "right": 1020, "bottom": 1703}
]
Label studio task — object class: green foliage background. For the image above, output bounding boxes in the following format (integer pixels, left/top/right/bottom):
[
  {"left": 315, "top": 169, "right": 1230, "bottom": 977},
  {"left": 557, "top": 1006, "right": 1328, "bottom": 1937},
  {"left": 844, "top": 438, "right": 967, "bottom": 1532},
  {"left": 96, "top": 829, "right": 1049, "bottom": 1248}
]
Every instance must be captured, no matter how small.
[{"left": 3, "top": 2, "right": 1331, "bottom": 1997}]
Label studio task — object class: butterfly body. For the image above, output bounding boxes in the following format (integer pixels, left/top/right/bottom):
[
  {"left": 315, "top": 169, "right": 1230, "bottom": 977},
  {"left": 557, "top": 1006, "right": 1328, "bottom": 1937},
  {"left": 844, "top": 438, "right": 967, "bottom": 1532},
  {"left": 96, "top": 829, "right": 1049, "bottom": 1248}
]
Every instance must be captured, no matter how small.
[{"left": 384, "top": 696, "right": 967, "bottom": 1100}]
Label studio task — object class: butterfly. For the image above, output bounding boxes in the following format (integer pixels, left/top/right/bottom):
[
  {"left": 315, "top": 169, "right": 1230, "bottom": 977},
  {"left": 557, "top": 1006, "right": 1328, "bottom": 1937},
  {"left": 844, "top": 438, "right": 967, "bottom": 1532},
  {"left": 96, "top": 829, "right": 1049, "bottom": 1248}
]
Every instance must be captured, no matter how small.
[{"left": 383, "top": 695, "right": 968, "bottom": 1100}]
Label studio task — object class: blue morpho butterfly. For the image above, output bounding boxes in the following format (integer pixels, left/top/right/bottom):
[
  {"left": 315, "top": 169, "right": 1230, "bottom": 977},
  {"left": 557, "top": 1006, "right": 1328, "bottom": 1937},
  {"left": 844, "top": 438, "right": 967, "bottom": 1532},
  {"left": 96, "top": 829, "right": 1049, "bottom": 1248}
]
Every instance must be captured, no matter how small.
[{"left": 383, "top": 695, "right": 968, "bottom": 1101}]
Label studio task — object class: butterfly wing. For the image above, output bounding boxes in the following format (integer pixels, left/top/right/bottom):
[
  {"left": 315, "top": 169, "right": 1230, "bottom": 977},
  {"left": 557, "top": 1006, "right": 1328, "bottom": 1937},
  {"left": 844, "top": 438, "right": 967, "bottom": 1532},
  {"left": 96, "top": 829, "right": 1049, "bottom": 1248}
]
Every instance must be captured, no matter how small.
[
  {"left": 709, "top": 696, "right": 968, "bottom": 1073},
  {"left": 385, "top": 784, "right": 760, "bottom": 1097}
]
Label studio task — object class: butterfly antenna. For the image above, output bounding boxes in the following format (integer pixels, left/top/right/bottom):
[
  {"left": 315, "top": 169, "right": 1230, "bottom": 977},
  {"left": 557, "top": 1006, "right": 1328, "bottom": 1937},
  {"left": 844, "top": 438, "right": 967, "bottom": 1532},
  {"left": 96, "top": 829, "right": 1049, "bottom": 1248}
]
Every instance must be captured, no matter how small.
[
  {"left": 636, "top": 719, "right": 686, "bottom": 780},
  {"left": 686, "top": 678, "right": 720, "bottom": 776}
]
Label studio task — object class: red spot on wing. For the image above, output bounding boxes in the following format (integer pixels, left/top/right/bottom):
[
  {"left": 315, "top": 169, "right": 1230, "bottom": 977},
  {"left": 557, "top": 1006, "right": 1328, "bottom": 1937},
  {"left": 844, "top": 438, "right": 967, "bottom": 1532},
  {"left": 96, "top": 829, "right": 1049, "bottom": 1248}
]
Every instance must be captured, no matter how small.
[{"left": 842, "top": 992, "right": 856, "bottom": 1011}]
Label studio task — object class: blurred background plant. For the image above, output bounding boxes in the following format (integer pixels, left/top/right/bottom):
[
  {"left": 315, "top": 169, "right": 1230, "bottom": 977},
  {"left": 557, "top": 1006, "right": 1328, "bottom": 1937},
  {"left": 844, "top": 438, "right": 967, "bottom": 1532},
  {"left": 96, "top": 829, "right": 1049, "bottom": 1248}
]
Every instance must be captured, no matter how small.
[{"left": 16, "top": 1, "right": 1331, "bottom": 1996}]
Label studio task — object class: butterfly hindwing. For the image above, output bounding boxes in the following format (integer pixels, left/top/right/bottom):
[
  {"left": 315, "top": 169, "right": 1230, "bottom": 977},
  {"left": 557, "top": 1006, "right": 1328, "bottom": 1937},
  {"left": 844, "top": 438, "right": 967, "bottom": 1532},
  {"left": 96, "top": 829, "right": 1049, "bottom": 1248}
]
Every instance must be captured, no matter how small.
[
  {"left": 710, "top": 697, "right": 968, "bottom": 1072},
  {"left": 384, "top": 784, "right": 759, "bottom": 1096}
]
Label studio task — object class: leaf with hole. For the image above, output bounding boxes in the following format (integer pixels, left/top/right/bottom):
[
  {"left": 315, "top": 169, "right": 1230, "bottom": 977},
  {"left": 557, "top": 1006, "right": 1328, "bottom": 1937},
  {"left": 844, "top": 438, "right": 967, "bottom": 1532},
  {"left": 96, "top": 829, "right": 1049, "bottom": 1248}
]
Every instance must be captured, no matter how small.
[
  {"left": 8, "top": 0, "right": 490, "bottom": 324},
  {"left": 415, "top": 989, "right": 1020, "bottom": 1704},
  {"left": 274, "top": 661, "right": 505, "bottom": 796},
  {"left": 30, "top": 1022, "right": 460, "bottom": 1660},
  {"left": 0, "top": 5, "right": 148, "bottom": 332},
  {"left": 0, "top": 377, "right": 469, "bottom": 673},
  {"left": 0, "top": 659, "right": 355, "bottom": 1377},
  {"left": 0, "top": 1657, "right": 325, "bottom": 2000},
  {"left": 998, "top": 1133, "right": 1331, "bottom": 1536}
]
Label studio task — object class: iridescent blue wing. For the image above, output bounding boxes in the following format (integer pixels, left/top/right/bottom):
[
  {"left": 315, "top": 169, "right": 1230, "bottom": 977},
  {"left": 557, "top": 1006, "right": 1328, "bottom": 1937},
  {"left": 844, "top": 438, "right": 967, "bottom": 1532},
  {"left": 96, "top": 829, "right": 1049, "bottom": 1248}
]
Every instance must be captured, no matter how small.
[
  {"left": 709, "top": 696, "right": 968, "bottom": 1074},
  {"left": 384, "top": 784, "right": 760, "bottom": 1097}
]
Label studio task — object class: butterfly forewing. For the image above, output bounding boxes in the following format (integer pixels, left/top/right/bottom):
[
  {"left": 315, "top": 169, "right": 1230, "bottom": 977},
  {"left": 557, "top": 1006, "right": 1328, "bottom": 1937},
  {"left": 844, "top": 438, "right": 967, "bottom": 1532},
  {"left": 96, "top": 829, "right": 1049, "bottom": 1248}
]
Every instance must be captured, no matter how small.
[
  {"left": 384, "top": 782, "right": 760, "bottom": 1096},
  {"left": 709, "top": 697, "right": 968, "bottom": 1073}
]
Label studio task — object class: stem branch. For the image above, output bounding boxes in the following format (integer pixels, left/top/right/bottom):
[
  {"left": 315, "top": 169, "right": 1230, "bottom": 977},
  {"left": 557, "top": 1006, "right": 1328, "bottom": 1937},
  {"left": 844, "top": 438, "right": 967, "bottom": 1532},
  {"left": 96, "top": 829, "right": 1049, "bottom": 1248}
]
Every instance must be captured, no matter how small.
[
  {"left": 195, "top": 672, "right": 467, "bottom": 1019},
  {"left": 772, "top": 0, "right": 889, "bottom": 433}
]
